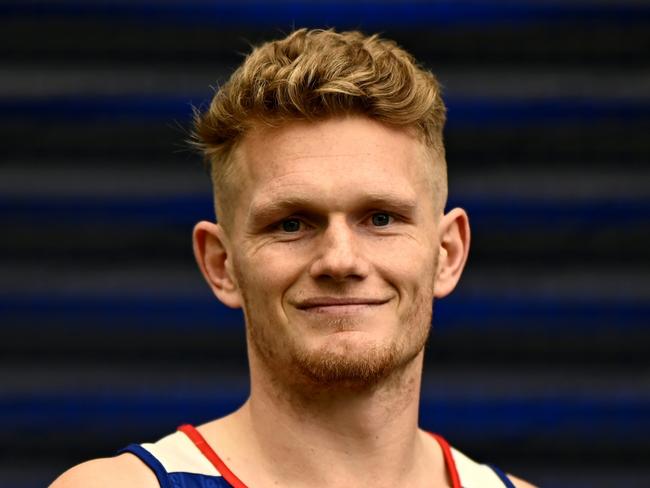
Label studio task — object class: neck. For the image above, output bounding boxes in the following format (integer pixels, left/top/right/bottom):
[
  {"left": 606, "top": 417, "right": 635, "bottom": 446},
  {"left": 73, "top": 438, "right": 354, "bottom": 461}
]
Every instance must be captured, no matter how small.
[{"left": 233, "top": 350, "right": 440, "bottom": 487}]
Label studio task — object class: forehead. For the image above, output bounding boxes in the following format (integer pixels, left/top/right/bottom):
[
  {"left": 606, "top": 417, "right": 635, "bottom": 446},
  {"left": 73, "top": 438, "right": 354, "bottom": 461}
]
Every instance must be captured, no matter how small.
[{"left": 231, "top": 116, "right": 435, "bottom": 217}]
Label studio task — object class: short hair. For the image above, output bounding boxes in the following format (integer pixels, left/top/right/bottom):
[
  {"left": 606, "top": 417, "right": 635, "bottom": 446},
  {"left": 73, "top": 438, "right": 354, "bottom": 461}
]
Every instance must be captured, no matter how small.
[{"left": 192, "top": 28, "right": 447, "bottom": 223}]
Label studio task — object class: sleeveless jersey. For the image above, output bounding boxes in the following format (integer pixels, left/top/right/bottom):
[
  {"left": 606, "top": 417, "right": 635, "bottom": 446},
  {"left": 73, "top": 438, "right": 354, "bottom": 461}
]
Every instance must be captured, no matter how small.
[{"left": 119, "top": 424, "right": 515, "bottom": 488}]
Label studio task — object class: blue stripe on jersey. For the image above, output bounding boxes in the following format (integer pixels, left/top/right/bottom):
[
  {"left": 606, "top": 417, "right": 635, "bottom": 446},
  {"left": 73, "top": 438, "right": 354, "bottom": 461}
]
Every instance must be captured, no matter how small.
[
  {"left": 119, "top": 444, "right": 172, "bottom": 488},
  {"left": 118, "top": 443, "right": 233, "bottom": 488},
  {"left": 487, "top": 464, "right": 517, "bottom": 488}
]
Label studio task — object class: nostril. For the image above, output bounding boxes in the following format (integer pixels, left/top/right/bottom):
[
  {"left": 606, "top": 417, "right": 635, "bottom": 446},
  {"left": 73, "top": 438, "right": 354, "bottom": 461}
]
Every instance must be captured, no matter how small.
[{"left": 309, "top": 250, "right": 369, "bottom": 281}]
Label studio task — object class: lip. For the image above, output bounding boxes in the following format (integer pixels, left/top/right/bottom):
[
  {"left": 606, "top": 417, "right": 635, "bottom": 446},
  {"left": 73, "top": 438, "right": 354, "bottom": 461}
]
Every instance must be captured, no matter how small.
[{"left": 295, "top": 297, "right": 390, "bottom": 310}]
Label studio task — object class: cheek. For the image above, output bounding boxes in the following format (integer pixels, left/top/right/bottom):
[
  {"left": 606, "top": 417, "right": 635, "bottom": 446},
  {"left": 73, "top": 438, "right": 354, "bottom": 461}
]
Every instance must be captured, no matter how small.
[
  {"left": 236, "top": 247, "right": 304, "bottom": 302},
  {"left": 374, "top": 238, "right": 437, "bottom": 287}
]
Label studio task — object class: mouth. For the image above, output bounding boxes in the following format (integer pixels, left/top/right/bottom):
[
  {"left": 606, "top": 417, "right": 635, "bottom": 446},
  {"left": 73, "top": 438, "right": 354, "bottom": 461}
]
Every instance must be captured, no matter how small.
[{"left": 295, "top": 297, "right": 390, "bottom": 314}]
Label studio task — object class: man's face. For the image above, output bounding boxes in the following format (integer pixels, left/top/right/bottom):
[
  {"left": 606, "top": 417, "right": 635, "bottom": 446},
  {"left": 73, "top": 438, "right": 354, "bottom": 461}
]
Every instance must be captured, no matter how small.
[{"left": 224, "top": 116, "right": 442, "bottom": 388}]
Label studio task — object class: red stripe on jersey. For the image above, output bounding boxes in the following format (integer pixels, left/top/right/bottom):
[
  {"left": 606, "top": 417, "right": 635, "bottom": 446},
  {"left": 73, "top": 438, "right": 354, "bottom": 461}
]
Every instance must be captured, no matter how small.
[
  {"left": 430, "top": 433, "right": 462, "bottom": 488},
  {"left": 178, "top": 424, "right": 248, "bottom": 488}
]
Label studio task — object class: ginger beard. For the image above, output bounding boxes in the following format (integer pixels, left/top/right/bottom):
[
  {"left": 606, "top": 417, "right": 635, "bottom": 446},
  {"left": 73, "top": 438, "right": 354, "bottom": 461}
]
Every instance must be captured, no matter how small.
[{"left": 237, "top": 256, "right": 437, "bottom": 392}]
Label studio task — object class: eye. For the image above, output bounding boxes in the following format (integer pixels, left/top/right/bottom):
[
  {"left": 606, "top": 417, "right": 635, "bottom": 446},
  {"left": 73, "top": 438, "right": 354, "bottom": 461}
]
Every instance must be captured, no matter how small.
[
  {"left": 370, "top": 212, "right": 392, "bottom": 227},
  {"left": 280, "top": 218, "right": 302, "bottom": 233}
]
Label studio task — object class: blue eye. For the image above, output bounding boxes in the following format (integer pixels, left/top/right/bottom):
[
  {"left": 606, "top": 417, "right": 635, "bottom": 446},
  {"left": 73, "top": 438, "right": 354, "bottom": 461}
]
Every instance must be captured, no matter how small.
[
  {"left": 371, "top": 213, "right": 391, "bottom": 226},
  {"left": 281, "top": 219, "right": 302, "bottom": 232}
]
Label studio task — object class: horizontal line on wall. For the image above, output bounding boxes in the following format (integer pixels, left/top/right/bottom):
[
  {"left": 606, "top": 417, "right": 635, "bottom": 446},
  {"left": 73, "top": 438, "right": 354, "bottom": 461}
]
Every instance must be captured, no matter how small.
[
  {"left": 1, "top": 294, "right": 646, "bottom": 329},
  {"left": 2, "top": 195, "right": 648, "bottom": 227},
  {"left": 4, "top": 391, "right": 650, "bottom": 441},
  {"left": 2, "top": 96, "right": 650, "bottom": 125},
  {"left": 2, "top": 1, "right": 650, "bottom": 27}
]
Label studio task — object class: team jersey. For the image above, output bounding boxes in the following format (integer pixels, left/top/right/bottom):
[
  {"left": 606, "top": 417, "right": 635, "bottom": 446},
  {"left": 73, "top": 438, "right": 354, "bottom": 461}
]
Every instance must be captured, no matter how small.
[{"left": 119, "top": 424, "right": 516, "bottom": 488}]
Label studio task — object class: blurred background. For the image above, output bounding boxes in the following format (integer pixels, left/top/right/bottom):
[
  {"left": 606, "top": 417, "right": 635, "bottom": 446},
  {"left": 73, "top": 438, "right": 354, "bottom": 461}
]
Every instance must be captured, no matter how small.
[{"left": 1, "top": 1, "right": 649, "bottom": 487}]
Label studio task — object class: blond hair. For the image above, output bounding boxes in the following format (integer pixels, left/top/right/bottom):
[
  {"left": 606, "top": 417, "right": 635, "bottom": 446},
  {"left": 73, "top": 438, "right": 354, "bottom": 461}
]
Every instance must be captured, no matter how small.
[{"left": 193, "top": 28, "right": 447, "bottom": 221}]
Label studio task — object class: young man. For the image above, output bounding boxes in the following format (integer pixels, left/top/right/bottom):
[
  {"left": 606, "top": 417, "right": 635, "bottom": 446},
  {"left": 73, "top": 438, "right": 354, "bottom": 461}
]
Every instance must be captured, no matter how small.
[{"left": 52, "top": 29, "right": 535, "bottom": 487}]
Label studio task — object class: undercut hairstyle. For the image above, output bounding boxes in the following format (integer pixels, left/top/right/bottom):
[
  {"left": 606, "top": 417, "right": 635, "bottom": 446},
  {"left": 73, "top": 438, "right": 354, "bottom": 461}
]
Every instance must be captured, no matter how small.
[{"left": 192, "top": 28, "right": 448, "bottom": 223}]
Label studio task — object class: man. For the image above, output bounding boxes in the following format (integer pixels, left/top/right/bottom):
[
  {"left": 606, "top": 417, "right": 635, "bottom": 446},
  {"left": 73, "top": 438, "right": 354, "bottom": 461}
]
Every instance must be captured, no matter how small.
[{"left": 53, "top": 29, "right": 535, "bottom": 487}]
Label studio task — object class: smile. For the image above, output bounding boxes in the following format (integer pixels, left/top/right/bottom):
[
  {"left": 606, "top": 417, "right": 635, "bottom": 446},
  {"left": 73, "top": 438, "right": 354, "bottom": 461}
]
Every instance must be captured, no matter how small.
[{"left": 295, "top": 297, "right": 390, "bottom": 314}]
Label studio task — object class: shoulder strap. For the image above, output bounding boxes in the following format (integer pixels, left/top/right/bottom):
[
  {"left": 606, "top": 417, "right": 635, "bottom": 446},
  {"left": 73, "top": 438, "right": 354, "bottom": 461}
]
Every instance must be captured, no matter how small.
[
  {"left": 118, "top": 443, "right": 171, "bottom": 488},
  {"left": 429, "top": 433, "right": 462, "bottom": 488},
  {"left": 488, "top": 463, "right": 517, "bottom": 488},
  {"left": 177, "top": 424, "right": 248, "bottom": 488}
]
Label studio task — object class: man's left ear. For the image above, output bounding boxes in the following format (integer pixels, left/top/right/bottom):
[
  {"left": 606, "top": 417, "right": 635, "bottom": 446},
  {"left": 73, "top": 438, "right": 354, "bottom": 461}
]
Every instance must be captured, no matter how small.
[{"left": 434, "top": 207, "right": 471, "bottom": 298}]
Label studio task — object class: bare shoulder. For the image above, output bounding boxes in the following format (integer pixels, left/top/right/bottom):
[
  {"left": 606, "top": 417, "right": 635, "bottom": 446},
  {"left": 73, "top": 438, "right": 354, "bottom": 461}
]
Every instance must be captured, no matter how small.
[
  {"left": 49, "top": 453, "right": 158, "bottom": 488},
  {"left": 509, "top": 473, "right": 539, "bottom": 488}
]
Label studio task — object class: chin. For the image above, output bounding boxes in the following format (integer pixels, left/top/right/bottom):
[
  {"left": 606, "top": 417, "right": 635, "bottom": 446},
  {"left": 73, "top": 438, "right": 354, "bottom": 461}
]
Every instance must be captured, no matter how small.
[{"left": 291, "top": 336, "right": 407, "bottom": 388}]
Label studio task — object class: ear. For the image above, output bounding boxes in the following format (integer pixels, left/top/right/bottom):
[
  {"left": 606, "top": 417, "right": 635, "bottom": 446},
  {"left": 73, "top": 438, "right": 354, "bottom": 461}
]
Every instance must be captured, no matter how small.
[
  {"left": 192, "top": 221, "right": 242, "bottom": 309},
  {"left": 434, "top": 207, "right": 471, "bottom": 299}
]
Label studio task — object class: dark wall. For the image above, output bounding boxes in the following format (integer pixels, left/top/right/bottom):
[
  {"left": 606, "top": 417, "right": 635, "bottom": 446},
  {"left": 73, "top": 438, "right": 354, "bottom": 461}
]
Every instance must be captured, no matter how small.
[{"left": 1, "top": 2, "right": 649, "bottom": 487}]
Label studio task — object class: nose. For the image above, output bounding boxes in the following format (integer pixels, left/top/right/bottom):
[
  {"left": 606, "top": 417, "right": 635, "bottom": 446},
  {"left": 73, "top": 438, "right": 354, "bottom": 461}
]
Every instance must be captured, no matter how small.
[{"left": 309, "top": 216, "right": 369, "bottom": 282}]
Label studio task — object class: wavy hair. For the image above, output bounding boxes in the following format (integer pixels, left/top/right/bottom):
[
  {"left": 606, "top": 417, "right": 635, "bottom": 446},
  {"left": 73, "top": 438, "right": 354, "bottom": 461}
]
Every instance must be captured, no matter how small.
[{"left": 192, "top": 28, "right": 447, "bottom": 219}]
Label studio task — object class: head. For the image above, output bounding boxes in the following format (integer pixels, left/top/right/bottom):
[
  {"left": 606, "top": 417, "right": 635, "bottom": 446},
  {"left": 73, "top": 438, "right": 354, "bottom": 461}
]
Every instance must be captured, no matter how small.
[
  {"left": 192, "top": 29, "right": 469, "bottom": 392},
  {"left": 193, "top": 28, "right": 448, "bottom": 229}
]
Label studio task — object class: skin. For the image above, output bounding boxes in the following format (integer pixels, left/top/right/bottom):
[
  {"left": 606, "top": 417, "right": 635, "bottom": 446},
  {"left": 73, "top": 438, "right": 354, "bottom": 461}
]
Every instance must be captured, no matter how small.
[{"left": 51, "top": 116, "right": 536, "bottom": 487}]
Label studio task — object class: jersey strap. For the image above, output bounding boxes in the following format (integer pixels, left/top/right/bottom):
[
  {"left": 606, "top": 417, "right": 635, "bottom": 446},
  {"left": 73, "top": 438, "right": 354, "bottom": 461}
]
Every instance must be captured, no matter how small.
[
  {"left": 429, "top": 433, "right": 463, "bottom": 488},
  {"left": 488, "top": 463, "right": 517, "bottom": 488},
  {"left": 178, "top": 424, "right": 248, "bottom": 488},
  {"left": 118, "top": 443, "right": 172, "bottom": 488},
  {"left": 119, "top": 431, "right": 233, "bottom": 488}
]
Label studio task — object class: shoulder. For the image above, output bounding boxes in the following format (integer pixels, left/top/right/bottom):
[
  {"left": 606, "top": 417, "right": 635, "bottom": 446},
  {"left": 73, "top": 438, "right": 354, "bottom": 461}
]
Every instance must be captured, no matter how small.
[{"left": 49, "top": 453, "right": 159, "bottom": 488}]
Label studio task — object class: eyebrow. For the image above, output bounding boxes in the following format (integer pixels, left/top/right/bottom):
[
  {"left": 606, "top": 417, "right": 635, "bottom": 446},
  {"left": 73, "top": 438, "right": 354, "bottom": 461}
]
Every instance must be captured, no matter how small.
[
  {"left": 358, "top": 193, "right": 418, "bottom": 214},
  {"left": 246, "top": 192, "right": 418, "bottom": 227}
]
